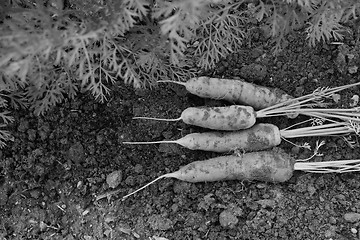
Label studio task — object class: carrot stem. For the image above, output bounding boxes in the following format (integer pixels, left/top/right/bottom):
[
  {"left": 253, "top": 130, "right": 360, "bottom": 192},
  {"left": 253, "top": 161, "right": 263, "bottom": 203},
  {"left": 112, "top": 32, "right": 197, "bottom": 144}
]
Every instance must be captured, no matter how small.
[
  {"left": 294, "top": 160, "right": 360, "bottom": 173},
  {"left": 257, "top": 81, "right": 360, "bottom": 118},
  {"left": 301, "top": 112, "right": 360, "bottom": 122},
  {"left": 281, "top": 119, "right": 314, "bottom": 130},
  {"left": 280, "top": 122, "right": 353, "bottom": 138}
]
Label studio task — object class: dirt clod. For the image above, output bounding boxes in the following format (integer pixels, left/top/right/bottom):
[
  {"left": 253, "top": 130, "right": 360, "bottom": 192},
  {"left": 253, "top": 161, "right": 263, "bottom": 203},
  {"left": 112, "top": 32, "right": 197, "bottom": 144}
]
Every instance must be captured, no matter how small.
[
  {"left": 219, "top": 210, "right": 239, "bottom": 228},
  {"left": 344, "top": 212, "right": 360, "bottom": 223},
  {"left": 147, "top": 214, "right": 173, "bottom": 231},
  {"left": 106, "top": 170, "right": 123, "bottom": 189}
]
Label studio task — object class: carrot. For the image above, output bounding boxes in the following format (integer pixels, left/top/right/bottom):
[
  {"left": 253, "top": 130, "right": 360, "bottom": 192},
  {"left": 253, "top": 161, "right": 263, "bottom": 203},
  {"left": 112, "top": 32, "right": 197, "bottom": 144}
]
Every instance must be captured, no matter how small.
[
  {"left": 123, "top": 121, "right": 355, "bottom": 153},
  {"left": 135, "top": 81, "right": 360, "bottom": 130},
  {"left": 134, "top": 105, "right": 256, "bottom": 131},
  {"left": 120, "top": 148, "right": 295, "bottom": 200},
  {"left": 158, "top": 76, "right": 295, "bottom": 110},
  {"left": 123, "top": 123, "right": 281, "bottom": 152},
  {"left": 96, "top": 143, "right": 360, "bottom": 201}
]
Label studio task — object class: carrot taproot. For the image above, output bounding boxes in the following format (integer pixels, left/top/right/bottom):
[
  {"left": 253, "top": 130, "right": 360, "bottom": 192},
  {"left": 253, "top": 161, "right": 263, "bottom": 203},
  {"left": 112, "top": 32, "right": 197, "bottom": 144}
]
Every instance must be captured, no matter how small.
[
  {"left": 123, "top": 121, "right": 355, "bottom": 153},
  {"left": 123, "top": 123, "right": 281, "bottom": 152},
  {"left": 95, "top": 153, "right": 360, "bottom": 201},
  {"left": 135, "top": 80, "right": 360, "bottom": 130},
  {"left": 158, "top": 76, "right": 295, "bottom": 110},
  {"left": 120, "top": 149, "right": 295, "bottom": 200},
  {"left": 134, "top": 105, "right": 256, "bottom": 131}
]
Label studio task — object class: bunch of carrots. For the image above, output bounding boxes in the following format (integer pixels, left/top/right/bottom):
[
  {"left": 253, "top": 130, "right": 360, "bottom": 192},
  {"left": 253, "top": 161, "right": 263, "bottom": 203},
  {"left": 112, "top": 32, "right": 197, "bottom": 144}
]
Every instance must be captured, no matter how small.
[{"left": 97, "top": 77, "right": 360, "bottom": 201}]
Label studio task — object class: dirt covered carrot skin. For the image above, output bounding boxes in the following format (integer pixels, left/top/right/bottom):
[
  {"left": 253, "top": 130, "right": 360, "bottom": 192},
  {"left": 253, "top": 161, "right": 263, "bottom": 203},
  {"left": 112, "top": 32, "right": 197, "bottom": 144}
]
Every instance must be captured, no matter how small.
[
  {"left": 120, "top": 149, "right": 295, "bottom": 200},
  {"left": 183, "top": 123, "right": 281, "bottom": 152},
  {"left": 168, "top": 149, "right": 294, "bottom": 183},
  {"left": 123, "top": 123, "right": 281, "bottom": 152},
  {"left": 184, "top": 76, "right": 295, "bottom": 110},
  {"left": 182, "top": 105, "right": 256, "bottom": 131}
]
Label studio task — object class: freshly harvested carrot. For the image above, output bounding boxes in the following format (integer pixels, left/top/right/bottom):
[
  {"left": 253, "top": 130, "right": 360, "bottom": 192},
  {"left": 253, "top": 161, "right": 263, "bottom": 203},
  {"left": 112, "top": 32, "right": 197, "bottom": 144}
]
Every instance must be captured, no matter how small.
[
  {"left": 120, "top": 148, "right": 295, "bottom": 200},
  {"left": 134, "top": 105, "right": 256, "bottom": 131},
  {"left": 95, "top": 153, "right": 360, "bottom": 201},
  {"left": 158, "top": 76, "right": 294, "bottom": 110},
  {"left": 104, "top": 155, "right": 360, "bottom": 201},
  {"left": 135, "top": 81, "right": 360, "bottom": 130},
  {"left": 123, "top": 123, "right": 281, "bottom": 152},
  {"left": 96, "top": 141, "right": 360, "bottom": 201},
  {"left": 123, "top": 121, "right": 356, "bottom": 153}
]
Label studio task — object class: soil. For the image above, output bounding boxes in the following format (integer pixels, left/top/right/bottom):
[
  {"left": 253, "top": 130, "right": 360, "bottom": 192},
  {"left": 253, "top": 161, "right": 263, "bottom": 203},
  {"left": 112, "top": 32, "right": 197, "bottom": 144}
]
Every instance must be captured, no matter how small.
[{"left": 1, "top": 28, "right": 360, "bottom": 240}]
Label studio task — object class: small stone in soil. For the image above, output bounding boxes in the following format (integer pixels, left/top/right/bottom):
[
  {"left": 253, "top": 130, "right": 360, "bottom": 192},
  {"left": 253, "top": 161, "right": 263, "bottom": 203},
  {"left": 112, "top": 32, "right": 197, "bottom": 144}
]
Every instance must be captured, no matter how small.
[
  {"left": 68, "top": 142, "right": 85, "bottom": 164},
  {"left": 344, "top": 212, "right": 360, "bottom": 223},
  {"left": 147, "top": 214, "right": 173, "bottom": 231},
  {"left": 106, "top": 170, "right": 123, "bottom": 189},
  {"left": 219, "top": 210, "right": 239, "bottom": 228},
  {"left": 134, "top": 164, "right": 143, "bottom": 173}
]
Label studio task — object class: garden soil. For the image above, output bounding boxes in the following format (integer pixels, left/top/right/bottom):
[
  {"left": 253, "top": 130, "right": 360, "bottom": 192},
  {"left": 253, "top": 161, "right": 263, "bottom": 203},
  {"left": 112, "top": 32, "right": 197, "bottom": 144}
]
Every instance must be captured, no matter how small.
[{"left": 1, "top": 30, "right": 360, "bottom": 240}]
